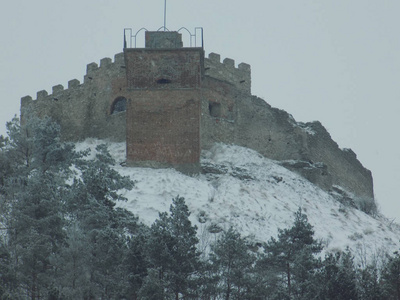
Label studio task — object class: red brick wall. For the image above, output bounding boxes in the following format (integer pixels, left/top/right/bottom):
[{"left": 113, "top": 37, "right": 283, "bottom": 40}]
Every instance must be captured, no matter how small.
[
  {"left": 126, "top": 90, "right": 201, "bottom": 165},
  {"left": 124, "top": 47, "right": 203, "bottom": 167},
  {"left": 124, "top": 48, "right": 203, "bottom": 89}
]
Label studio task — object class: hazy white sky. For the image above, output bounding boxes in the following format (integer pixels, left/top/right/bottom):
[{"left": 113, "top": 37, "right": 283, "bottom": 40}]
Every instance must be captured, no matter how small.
[{"left": 1, "top": 1, "right": 399, "bottom": 220}]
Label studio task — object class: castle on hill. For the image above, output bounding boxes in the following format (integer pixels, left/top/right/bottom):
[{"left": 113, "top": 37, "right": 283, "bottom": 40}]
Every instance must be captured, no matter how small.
[{"left": 21, "top": 28, "right": 374, "bottom": 201}]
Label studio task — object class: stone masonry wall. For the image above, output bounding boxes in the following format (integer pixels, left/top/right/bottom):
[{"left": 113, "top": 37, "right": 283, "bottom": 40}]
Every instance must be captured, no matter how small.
[
  {"left": 201, "top": 77, "right": 237, "bottom": 146},
  {"left": 204, "top": 52, "right": 251, "bottom": 94},
  {"left": 21, "top": 53, "right": 127, "bottom": 142}
]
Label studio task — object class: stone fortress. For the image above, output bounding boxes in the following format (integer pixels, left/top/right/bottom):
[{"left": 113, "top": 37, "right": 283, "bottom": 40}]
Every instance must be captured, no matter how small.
[{"left": 21, "top": 28, "right": 374, "bottom": 201}]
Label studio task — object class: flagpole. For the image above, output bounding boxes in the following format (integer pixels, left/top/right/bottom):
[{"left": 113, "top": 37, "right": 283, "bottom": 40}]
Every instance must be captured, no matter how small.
[{"left": 164, "top": 0, "right": 167, "bottom": 31}]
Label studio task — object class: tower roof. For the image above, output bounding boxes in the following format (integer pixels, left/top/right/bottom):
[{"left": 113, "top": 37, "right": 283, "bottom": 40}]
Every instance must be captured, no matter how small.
[{"left": 145, "top": 31, "right": 183, "bottom": 49}]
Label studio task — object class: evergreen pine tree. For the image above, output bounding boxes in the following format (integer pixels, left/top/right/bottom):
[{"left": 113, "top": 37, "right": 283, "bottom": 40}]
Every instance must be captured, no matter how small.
[
  {"left": 124, "top": 226, "right": 151, "bottom": 300},
  {"left": 317, "top": 250, "right": 359, "bottom": 300},
  {"left": 1, "top": 116, "right": 139, "bottom": 299},
  {"left": 64, "top": 144, "right": 136, "bottom": 299},
  {"left": 0, "top": 236, "right": 17, "bottom": 299},
  {"left": 168, "top": 196, "right": 201, "bottom": 299},
  {"left": 196, "top": 259, "right": 220, "bottom": 300},
  {"left": 146, "top": 196, "right": 200, "bottom": 300},
  {"left": 49, "top": 223, "right": 92, "bottom": 299},
  {"left": 2, "top": 115, "right": 76, "bottom": 299},
  {"left": 358, "top": 263, "right": 385, "bottom": 300},
  {"left": 138, "top": 268, "right": 171, "bottom": 300},
  {"left": 381, "top": 251, "right": 400, "bottom": 300},
  {"left": 209, "top": 227, "right": 258, "bottom": 300},
  {"left": 260, "top": 208, "right": 323, "bottom": 299}
]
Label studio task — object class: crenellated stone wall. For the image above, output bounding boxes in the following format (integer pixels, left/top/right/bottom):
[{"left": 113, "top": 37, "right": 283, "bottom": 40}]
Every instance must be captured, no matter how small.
[
  {"left": 204, "top": 52, "right": 251, "bottom": 94},
  {"left": 21, "top": 53, "right": 127, "bottom": 142}
]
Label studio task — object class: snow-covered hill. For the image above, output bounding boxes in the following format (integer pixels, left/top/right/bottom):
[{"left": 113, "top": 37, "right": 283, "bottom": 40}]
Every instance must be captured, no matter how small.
[{"left": 76, "top": 139, "right": 400, "bottom": 260}]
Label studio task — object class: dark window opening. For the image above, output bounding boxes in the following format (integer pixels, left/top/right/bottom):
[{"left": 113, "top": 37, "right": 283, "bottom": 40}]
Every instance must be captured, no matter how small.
[
  {"left": 111, "top": 96, "right": 127, "bottom": 114},
  {"left": 157, "top": 78, "right": 172, "bottom": 84},
  {"left": 209, "top": 101, "right": 221, "bottom": 118}
]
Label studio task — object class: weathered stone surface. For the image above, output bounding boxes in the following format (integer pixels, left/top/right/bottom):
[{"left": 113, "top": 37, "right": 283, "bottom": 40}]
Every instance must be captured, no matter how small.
[
  {"left": 279, "top": 160, "right": 332, "bottom": 191},
  {"left": 200, "top": 78, "right": 373, "bottom": 199},
  {"left": 21, "top": 55, "right": 127, "bottom": 142}
]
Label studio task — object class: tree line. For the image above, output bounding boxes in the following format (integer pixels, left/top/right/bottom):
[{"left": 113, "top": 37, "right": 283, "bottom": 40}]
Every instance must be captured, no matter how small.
[{"left": 0, "top": 115, "right": 400, "bottom": 300}]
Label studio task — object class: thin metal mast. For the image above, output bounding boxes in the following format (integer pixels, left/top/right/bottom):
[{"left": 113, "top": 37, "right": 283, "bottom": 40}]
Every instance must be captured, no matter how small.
[{"left": 164, "top": 0, "right": 167, "bottom": 31}]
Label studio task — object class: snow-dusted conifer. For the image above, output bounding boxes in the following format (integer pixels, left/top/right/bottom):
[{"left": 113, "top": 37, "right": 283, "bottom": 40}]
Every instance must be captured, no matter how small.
[
  {"left": 381, "top": 251, "right": 400, "bottom": 300},
  {"left": 49, "top": 223, "right": 92, "bottom": 299},
  {"left": 357, "top": 263, "right": 384, "bottom": 300},
  {"left": 2, "top": 115, "right": 76, "bottom": 299},
  {"left": 65, "top": 144, "right": 136, "bottom": 299},
  {"left": 138, "top": 268, "right": 170, "bottom": 300},
  {"left": 317, "top": 250, "right": 358, "bottom": 300},
  {"left": 209, "top": 227, "right": 257, "bottom": 300},
  {"left": 260, "top": 208, "right": 322, "bottom": 299},
  {"left": 124, "top": 226, "right": 151, "bottom": 300},
  {"left": 0, "top": 237, "right": 17, "bottom": 299},
  {"left": 146, "top": 196, "right": 200, "bottom": 300}
]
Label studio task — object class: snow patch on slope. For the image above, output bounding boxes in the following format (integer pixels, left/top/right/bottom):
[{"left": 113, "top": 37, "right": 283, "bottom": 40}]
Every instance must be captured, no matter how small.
[{"left": 76, "top": 139, "right": 400, "bottom": 259}]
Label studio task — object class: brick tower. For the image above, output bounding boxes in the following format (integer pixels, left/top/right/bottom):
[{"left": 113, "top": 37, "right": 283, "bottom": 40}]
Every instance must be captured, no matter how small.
[{"left": 124, "top": 31, "right": 204, "bottom": 173}]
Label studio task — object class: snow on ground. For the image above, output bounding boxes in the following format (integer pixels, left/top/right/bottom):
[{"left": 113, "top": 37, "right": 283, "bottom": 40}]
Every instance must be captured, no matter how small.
[{"left": 76, "top": 139, "right": 400, "bottom": 259}]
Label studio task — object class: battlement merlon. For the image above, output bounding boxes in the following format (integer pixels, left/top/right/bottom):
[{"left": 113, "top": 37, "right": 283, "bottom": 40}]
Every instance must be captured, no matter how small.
[
  {"left": 52, "top": 84, "right": 64, "bottom": 94},
  {"left": 204, "top": 52, "right": 251, "bottom": 94}
]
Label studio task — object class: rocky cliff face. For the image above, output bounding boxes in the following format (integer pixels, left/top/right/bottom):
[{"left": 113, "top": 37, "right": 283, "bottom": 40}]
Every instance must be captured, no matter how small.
[{"left": 201, "top": 80, "right": 373, "bottom": 200}]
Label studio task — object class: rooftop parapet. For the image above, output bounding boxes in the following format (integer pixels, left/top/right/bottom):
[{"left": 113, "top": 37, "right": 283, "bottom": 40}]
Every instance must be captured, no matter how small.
[{"left": 205, "top": 52, "right": 251, "bottom": 94}]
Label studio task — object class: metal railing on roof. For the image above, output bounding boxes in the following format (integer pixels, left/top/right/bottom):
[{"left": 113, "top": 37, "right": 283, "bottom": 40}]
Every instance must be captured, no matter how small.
[{"left": 123, "top": 27, "right": 204, "bottom": 49}]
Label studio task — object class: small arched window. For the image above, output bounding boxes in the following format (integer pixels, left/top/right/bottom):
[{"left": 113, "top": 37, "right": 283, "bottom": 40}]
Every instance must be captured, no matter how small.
[
  {"left": 157, "top": 78, "right": 172, "bottom": 84},
  {"left": 111, "top": 97, "right": 127, "bottom": 114}
]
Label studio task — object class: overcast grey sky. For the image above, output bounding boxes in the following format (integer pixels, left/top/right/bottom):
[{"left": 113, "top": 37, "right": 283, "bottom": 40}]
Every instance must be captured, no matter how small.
[{"left": 1, "top": 0, "right": 399, "bottom": 220}]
